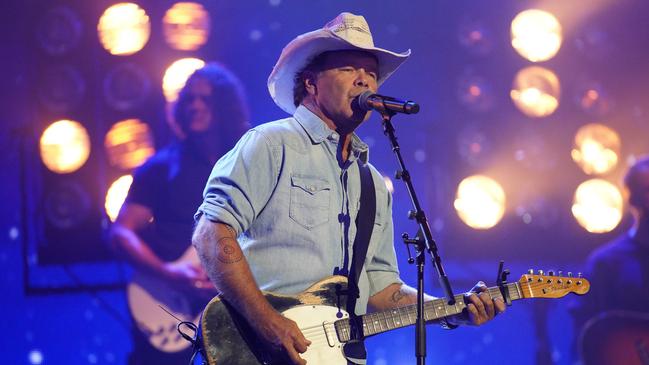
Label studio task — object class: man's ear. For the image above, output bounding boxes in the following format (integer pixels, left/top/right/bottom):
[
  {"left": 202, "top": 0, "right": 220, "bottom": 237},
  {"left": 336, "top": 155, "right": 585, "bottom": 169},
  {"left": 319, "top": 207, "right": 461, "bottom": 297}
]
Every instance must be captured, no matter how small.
[{"left": 304, "top": 71, "right": 317, "bottom": 95}]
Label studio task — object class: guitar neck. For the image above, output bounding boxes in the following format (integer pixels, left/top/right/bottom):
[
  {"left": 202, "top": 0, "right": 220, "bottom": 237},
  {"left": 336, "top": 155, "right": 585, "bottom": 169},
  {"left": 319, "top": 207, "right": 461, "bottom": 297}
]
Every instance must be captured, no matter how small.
[{"left": 335, "top": 282, "right": 522, "bottom": 341}]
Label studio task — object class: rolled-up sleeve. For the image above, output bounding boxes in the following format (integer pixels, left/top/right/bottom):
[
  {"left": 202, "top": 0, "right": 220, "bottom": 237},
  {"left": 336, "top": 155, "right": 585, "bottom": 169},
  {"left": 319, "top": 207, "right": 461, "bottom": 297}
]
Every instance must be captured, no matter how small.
[
  {"left": 366, "top": 186, "right": 403, "bottom": 297},
  {"left": 195, "top": 129, "right": 278, "bottom": 235}
]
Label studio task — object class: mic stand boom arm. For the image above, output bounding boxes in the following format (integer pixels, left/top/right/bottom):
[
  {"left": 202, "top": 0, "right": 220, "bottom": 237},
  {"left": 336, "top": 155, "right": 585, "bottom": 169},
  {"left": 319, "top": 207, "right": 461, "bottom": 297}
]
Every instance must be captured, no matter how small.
[{"left": 379, "top": 110, "right": 456, "bottom": 365}]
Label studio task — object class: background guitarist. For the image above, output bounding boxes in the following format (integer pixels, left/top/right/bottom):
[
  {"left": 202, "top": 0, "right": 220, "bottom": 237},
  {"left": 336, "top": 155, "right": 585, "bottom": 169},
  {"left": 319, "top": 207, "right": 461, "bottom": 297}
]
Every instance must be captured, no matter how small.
[
  {"left": 570, "top": 156, "right": 649, "bottom": 363},
  {"left": 109, "top": 63, "right": 250, "bottom": 365},
  {"left": 193, "top": 13, "right": 506, "bottom": 365}
]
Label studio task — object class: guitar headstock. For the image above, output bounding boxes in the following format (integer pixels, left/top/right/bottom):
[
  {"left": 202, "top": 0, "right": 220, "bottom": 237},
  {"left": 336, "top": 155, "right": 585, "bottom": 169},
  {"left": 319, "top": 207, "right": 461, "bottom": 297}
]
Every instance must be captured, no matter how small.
[{"left": 517, "top": 270, "right": 590, "bottom": 299}]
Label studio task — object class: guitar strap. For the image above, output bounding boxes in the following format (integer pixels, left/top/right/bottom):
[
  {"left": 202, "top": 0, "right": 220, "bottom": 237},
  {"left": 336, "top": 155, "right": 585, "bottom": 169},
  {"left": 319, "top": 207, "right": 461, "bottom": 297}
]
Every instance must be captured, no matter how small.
[{"left": 343, "top": 159, "right": 376, "bottom": 364}]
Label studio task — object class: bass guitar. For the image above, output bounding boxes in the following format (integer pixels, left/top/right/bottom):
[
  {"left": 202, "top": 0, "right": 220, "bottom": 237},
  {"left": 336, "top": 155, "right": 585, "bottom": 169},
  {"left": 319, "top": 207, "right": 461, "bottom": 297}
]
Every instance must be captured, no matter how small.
[{"left": 199, "top": 272, "right": 590, "bottom": 364}]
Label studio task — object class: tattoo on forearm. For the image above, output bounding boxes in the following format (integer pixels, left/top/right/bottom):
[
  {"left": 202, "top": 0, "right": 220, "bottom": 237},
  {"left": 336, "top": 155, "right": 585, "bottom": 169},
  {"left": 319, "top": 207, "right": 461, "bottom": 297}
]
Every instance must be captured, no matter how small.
[
  {"left": 216, "top": 237, "right": 243, "bottom": 264},
  {"left": 391, "top": 289, "right": 406, "bottom": 304}
]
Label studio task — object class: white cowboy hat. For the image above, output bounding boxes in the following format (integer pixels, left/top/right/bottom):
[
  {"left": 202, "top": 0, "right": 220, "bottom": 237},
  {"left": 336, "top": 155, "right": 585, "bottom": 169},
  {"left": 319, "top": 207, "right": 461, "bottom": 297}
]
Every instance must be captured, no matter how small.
[{"left": 268, "top": 12, "right": 411, "bottom": 115}]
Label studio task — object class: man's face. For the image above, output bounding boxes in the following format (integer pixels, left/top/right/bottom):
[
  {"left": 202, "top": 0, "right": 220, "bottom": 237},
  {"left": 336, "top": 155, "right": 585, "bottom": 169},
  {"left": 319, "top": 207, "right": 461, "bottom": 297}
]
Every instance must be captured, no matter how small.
[
  {"left": 179, "top": 77, "right": 213, "bottom": 134},
  {"left": 308, "top": 50, "right": 379, "bottom": 131}
]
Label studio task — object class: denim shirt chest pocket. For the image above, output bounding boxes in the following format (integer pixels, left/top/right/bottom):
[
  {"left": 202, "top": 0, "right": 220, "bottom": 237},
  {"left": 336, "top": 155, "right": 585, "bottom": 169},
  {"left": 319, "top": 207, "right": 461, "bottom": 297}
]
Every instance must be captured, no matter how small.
[{"left": 289, "top": 174, "right": 331, "bottom": 229}]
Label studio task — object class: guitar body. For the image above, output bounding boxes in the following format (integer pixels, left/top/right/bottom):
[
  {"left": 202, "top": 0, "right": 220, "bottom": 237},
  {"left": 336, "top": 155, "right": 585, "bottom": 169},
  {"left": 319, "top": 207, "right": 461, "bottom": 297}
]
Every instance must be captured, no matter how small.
[
  {"left": 127, "top": 247, "right": 208, "bottom": 352},
  {"left": 580, "top": 311, "right": 649, "bottom": 365},
  {"left": 200, "top": 276, "right": 351, "bottom": 365}
]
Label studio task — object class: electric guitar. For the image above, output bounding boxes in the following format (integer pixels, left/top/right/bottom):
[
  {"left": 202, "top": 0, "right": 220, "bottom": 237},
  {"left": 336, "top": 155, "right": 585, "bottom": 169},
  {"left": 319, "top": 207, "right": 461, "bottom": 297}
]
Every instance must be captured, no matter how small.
[
  {"left": 127, "top": 246, "right": 214, "bottom": 352},
  {"left": 580, "top": 311, "right": 649, "bottom": 365},
  {"left": 199, "top": 272, "right": 590, "bottom": 364}
]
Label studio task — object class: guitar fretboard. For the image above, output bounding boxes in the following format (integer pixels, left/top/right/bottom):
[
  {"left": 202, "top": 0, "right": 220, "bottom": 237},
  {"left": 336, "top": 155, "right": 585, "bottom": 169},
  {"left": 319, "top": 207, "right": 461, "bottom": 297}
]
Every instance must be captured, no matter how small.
[{"left": 334, "top": 282, "right": 522, "bottom": 342}]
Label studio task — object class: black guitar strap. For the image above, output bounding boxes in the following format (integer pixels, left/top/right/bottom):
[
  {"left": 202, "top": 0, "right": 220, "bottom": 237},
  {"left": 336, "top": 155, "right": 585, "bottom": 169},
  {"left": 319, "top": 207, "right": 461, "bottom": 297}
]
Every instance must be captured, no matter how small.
[{"left": 343, "top": 159, "right": 376, "bottom": 364}]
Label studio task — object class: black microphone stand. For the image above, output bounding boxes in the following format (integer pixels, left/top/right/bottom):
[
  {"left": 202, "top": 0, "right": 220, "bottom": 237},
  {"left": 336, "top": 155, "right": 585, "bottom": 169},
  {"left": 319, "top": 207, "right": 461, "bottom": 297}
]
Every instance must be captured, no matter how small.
[{"left": 379, "top": 110, "right": 455, "bottom": 365}]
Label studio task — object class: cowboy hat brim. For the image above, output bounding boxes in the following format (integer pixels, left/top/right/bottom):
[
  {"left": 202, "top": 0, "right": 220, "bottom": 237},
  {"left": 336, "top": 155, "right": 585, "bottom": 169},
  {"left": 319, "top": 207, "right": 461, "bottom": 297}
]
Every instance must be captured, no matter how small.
[{"left": 268, "top": 28, "right": 411, "bottom": 115}]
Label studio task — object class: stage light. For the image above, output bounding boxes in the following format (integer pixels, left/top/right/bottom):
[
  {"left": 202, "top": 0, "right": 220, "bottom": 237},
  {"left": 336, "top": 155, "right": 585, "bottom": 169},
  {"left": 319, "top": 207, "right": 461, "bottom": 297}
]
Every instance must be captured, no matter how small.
[
  {"left": 40, "top": 119, "right": 91, "bottom": 174},
  {"left": 457, "top": 123, "right": 490, "bottom": 167},
  {"left": 571, "top": 123, "right": 620, "bottom": 175},
  {"left": 510, "top": 66, "right": 560, "bottom": 118},
  {"left": 104, "top": 63, "right": 150, "bottom": 111},
  {"left": 454, "top": 175, "right": 506, "bottom": 229},
  {"left": 572, "top": 179, "right": 623, "bottom": 233},
  {"left": 37, "top": 6, "right": 82, "bottom": 56},
  {"left": 98, "top": 3, "right": 150, "bottom": 56},
  {"left": 456, "top": 71, "right": 494, "bottom": 112},
  {"left": 162, "top": 57, "right": 205, "bottom": 102},
  {"left": 45, "top": 181, "right": 91, "bottom": 229},
  {"left": 37, "top": 65, "right": 86, "bottom": 113},
  {"left": 574, "top": 81, "right": 612, "bottom": 116},
  {"left": 511, "top": 9, "right": 562, "bottom": 62},
  {"left": 163, "top": 2, "right": 210, "bottom": 51},
  {"left": 104, "top": 119, "right": 155, "bottom": 170},
  {"left": 457, "top": 17, "right": 493, "bottom": 56},
  {"left": 105, "top": 175, "right": 133, "bottom": 222}
]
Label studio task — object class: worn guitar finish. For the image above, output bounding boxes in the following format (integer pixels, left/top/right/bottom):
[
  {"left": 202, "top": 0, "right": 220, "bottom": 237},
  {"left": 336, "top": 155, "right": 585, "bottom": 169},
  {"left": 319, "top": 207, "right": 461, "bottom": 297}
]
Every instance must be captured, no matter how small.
[{"left": 200, "top": 273, "right": 590, "bottom": 365}]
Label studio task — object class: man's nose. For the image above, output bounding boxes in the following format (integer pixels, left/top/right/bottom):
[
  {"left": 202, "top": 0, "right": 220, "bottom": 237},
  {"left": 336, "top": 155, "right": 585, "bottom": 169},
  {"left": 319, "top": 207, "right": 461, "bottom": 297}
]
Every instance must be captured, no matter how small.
[{"left": 354, "top": 70, "right": 371, "bottom": 88}]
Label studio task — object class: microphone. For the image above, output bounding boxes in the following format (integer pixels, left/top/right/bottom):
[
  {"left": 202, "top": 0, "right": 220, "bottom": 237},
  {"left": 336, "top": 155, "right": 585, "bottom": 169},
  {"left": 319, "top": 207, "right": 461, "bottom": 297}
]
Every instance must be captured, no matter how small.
[{"left": 356, "top": 91, "right": 420, "bottom": 115}]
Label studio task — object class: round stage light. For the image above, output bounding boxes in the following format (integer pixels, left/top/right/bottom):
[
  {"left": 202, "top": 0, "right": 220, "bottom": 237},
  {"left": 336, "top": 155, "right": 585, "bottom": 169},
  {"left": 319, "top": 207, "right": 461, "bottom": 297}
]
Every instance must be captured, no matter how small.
[
  {"left": 571, "top": 123, "right": 620, "bottom": 175},
  {"left": 456, "top": 71, "right": 494, "bottom": 112},
  {"left": 163, "top": 2, "right": 210, "bottom": 51},
  {"left": 45, "top": 181, "right": 91, "bottom": 229},
  {"left": 511, "top": 9, "right": 562, "bottom": 62},
  {"left": 105, "top": 175, "right": 133, "bottom": 222},
  {"left": 572, "top": 179, "right": 623, "bottom": 233},
  {"left": 457, "top": 17, "right": 493, "bottom": 56},
  {"left": 40, "top": 119, "right": 91, "bottom": 174},
  {"left": 37, "top": 6, "right": 82, "bottom": 56},
  {"left": 104, "top": 119, "right": 155, "bottom": 170},
  {"left": 104, "top": 63, "right": 151, "bottom": 111},
  {"left": 511, "top": 66, "right": 560, "bottom": 118},
  {"left": 162, "top": 57, "right": 205, "bottom": 102},
  {"left": 454, "top": 175, "right": 506, "bottom": 229},
  {"left": 98, "top": 3, "right": 150, "bottom": 56}
]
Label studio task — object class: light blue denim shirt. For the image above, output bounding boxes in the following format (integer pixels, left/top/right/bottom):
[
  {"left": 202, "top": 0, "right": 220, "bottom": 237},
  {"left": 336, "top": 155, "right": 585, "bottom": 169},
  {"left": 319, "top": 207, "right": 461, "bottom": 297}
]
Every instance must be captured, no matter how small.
[{"left": 195, "top": 105, "right": 402, "bottom": 314}]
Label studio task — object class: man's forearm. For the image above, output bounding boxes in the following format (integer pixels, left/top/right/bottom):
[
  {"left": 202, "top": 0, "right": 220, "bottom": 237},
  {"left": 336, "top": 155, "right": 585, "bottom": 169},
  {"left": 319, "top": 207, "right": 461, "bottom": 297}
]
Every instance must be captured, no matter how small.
[
  {"left": 192, "top": 217, "right": 277, "bottom": 319},
  {"left": 368, "top": 283, "right": 437, "bottom": 312}
]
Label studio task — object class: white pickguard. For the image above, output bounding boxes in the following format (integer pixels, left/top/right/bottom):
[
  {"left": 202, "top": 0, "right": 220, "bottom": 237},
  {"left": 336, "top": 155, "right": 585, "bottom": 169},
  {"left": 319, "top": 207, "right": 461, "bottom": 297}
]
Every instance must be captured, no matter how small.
[{"left": 282, "top": 305, "right": 353, "bottom": 365}]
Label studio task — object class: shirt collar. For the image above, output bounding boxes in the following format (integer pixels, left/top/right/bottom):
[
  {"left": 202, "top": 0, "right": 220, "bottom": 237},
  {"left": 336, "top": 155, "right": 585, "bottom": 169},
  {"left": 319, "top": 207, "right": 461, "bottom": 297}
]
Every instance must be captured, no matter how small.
[{"left": 294, "top": 105, "right": 370, "bottom": 163}]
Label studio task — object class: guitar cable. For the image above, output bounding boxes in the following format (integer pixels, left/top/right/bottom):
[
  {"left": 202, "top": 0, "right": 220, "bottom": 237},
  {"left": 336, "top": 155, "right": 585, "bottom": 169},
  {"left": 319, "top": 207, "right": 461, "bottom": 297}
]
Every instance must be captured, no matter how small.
[{"left": 159, "top": 305, "right": 207, "bottom": 365}]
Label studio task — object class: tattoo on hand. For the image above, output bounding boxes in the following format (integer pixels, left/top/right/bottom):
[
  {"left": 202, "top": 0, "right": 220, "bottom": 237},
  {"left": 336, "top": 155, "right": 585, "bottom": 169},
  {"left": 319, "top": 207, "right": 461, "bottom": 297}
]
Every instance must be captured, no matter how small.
[
  {"left": 391, "top": 289, "right": 406, "bottom": 304},
  {"left": 216, "top": 237, "right": 243, "bottom": 264}
]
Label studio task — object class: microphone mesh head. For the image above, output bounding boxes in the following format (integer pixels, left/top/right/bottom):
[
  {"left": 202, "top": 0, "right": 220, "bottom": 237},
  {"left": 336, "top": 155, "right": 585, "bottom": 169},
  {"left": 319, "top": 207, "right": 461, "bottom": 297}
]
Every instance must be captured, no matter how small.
[{"left": 357, "top": 91, "right": 375, "bottom": 111}]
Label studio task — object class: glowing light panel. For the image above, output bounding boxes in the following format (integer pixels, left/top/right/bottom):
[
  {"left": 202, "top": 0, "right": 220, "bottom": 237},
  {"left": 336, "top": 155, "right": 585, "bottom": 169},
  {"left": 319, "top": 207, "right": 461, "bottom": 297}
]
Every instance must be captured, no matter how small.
[
  {"left": 105, "top": 175, "right": 133, "bottom": 222},
  {"left": 163, "top": 57, "right": 205, "bottom": 102},
  {"left": 163, "top": 2, "right": 210, "bottom": 51},
  {"left": 105, "top": 119, "right": 155, "bottom": 170},
  {"left": 572, "top": 179, "right": 623, "bottom": 233},
  {"left": 511, "top": 9, "right": 562, "bottom": 62},
  {"left": 511, "top": 66, "right": 560, "bottom": 118},
  {"left": 98, "top": 3, "right": 151, "bottom": 55},
  {"left": 571, "top": 123, "right": 621, "bottom": 175},
  {"left": 454, "top": 175, "right": 506, "bottom": 229},
  {"left": 40, "top": 119, "right": 91, "bottom": 174}
]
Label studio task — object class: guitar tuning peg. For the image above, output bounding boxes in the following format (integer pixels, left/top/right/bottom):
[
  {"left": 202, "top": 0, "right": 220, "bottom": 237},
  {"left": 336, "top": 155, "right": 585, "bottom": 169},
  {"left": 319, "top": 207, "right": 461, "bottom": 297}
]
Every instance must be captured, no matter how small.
[
  {"left": 558, "top": 270, "right": 563, "bottom": 276},
  {"left": 537, "top": 270, "right": 544, "bottom": 275},
  {"left": 568, "top": 272, "right": 573, "bottom": 277},
  {"left": 528, "top": 268, "right": 534, "bottom": 274},
  {"left": 577, "top": 272, "right": 583, "bottom": 278},
  {"left": 548, "top": 270, "right": 554, "bottom": 276}
]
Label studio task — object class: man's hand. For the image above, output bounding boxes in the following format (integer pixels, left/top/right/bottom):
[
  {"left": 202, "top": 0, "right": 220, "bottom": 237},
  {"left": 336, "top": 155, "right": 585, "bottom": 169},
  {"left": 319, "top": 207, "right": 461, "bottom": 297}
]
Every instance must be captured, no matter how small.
[
  {"left": 453, "top": 281, "right": 506, "bottom": 326},
  {"left": 162, "top": 261, "right": 216, "bottom": 297},
  {"left": 254, "top": 311, "right": 311, "bottom": 365}
]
